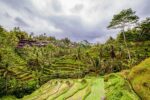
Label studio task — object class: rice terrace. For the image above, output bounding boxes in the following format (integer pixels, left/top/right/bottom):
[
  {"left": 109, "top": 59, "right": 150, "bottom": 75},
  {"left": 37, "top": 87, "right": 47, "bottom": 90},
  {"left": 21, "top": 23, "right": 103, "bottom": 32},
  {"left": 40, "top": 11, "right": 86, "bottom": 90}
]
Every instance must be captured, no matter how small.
[{"left": 0, "top": 0, "right": 150, "bottom": 100}]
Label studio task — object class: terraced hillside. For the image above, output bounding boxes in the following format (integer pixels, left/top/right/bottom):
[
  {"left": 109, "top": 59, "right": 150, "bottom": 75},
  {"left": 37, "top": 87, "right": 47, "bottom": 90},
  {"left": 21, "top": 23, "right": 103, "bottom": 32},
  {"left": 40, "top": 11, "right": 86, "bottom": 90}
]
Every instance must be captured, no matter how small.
[
  {"left": 0, "top": 65, "right": 34, "bottom": 83},
  {"left": 20, "top": 77, "right": 105, "bottom": 100},
  {"left": 43, "top": 59, "right": 90, "bottom": 79},
  {"left": 9, "top": 66, "right": 33, "bottom": 81},
  {"left": 104, "top": 74, "right": 140, "bottom": 100}
]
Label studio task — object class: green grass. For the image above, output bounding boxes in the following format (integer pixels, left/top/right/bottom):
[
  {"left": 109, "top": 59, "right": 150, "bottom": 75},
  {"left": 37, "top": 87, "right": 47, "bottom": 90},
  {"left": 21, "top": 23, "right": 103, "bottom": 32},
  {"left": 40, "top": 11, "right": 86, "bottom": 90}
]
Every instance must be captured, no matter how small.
[
  {"left": 86, "top": 77, "right": 105, "bottom": 100},
  {"left": 56, "top": 80, "right": 87, "bottom": 100},
  {"left": 67, "top": 84, "right": 90, "bottom": 100},
  {"left": 104, "top": 73, "right": 140, "bottom": 100},
  {"left": 22, "top": 81, "right": 59, "bottom": 100},
  {"left": 19, "top": 77, "right": 104, "bottom": 100},
  {"left": 47, "top": 82, "right": 72, "bottom": 100},
  {"left": 128, "top": 58, "right": 150, "bottom": 100}
]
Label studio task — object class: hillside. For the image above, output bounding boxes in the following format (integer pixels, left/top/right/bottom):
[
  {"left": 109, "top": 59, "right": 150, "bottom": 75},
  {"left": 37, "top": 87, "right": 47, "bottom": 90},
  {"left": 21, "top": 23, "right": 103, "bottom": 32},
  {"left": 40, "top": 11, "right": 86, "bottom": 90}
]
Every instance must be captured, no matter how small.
[
  {"left": 128, "top": 58, "right": 150, "bottom": 99},
  {"left": 1, "top": 58, "right": 150, "bottom": 100}
]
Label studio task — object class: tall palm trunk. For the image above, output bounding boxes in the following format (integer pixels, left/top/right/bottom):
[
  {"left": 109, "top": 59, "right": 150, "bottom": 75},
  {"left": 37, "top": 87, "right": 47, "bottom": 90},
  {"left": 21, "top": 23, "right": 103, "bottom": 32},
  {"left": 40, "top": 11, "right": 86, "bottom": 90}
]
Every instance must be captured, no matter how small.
[{"left": 122, "top": 28, "right": 131, "bottom": 60}]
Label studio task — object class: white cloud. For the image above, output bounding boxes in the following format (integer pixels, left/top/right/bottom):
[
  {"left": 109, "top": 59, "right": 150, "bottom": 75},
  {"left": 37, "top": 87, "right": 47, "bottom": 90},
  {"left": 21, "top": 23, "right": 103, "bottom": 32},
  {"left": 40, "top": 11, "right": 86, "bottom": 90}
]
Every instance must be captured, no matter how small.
[{"left": 0, "top": 0, "right": 149, "bottom": 43}]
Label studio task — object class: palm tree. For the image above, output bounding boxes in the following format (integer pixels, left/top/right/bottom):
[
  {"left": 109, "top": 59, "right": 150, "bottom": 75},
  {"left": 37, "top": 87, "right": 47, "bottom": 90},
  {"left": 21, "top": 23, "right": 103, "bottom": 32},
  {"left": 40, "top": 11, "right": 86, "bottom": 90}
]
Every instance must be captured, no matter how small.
[{"left": 108, "top": 8, "right": 139, "bottom": 60}]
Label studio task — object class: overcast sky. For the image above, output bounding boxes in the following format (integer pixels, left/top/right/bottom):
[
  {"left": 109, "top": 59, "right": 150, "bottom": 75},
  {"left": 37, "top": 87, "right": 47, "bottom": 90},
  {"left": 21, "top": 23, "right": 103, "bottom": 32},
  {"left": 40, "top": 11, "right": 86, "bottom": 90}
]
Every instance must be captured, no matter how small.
[{"left": 0, "top": 0, "right": 149, "bottom": 43}]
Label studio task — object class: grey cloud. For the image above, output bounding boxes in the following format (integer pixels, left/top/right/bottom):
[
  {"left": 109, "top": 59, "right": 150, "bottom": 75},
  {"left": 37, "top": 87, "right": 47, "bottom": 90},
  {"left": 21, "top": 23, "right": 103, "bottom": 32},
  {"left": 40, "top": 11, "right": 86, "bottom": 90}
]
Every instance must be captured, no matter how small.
[
  {"left": 71, "top": 4, "right": 84, "bottom": 13},
  {"left": 0, "top": 0, "right": 39, "bottom": 17},
  {"left": 47, "top": 15, "right": 105, "bottom": 41},
  {"left": 4, "top": 12, "right": 12, "bottom": 18},
  {"left": 138, "top": 0, "right": 150, "bottom": 17},
  {"left": 24, "top": 7, "right": 33, "bottom": 14},
  {"left": 51, "top": 0, "right": 62, "bottom": 12},
  {"left": 0, "top": 0, "right": 31, "bottom": 10},
  {"left": 0, "top": 0, "right": 150, "bottom": 43},
  {"left": 15, "top": 17, "right": 29, "bottom": 27}
]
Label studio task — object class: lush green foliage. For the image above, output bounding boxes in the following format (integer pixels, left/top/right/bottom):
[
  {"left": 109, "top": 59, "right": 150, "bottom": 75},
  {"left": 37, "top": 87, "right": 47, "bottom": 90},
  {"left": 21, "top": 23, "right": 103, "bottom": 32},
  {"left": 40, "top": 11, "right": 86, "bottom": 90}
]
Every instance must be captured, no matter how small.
[
  {"left": 104, "top": 73, "right": 139, "bottom": 100},
  {"left": 128, "top": 58, "right": 150, "bottom": 100}
]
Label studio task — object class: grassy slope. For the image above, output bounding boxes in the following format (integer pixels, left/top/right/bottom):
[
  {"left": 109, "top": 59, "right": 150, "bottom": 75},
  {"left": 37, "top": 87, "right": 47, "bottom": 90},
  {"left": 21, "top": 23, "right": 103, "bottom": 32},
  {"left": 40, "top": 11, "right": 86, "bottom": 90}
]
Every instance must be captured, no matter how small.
[
  {"left": 67, "top": 84, "right": 90, "bottom": 100},
  {"left": 22, "top": 80, "right": 61, "bottom": 100},
  {"left": 86, "top": 77, "right": 105, "bottom": 100},
  {"left": 46, "top": 82, "right": 71, "bottom": 100},
  {"left": 56, "top": 80, "right": 87, "bottom": 100},
  {"left": 104, "top": 73, "right": 140, "bottom": 100},
  {"left": 128, "top": 58, "right": 150, "bottom": 100},
  {"left": 18, "top": 77, "right": 104, "bottom": 100}
]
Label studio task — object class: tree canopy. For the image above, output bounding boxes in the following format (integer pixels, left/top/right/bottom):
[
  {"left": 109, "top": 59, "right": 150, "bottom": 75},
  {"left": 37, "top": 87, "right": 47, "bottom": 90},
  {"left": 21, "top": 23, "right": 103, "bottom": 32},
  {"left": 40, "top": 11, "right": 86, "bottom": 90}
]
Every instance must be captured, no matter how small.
[{"left": 107, "top": 8, "right": 139, "bottom": 29}]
